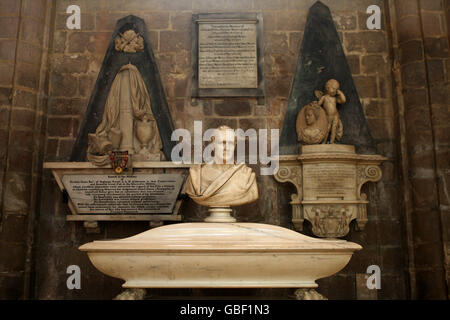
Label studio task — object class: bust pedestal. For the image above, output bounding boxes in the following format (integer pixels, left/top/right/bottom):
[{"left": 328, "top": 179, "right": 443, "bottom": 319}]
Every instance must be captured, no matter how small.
[
  {"left": 275, "top": 145, "right": 386, "bottom": 238},
  {"left": 205, "top": 207, "right": 236, "bottom": 223}
]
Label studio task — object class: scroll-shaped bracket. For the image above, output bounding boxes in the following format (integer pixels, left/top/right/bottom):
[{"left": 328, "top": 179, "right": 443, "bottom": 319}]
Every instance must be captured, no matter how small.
[
  {"left": 274, "top": 156, "right": 303, "bottom": 231},
  {"left": 355, "top": 164, "right": 383, "bottom": 231},
  {"left": 274, "top": 164, "right": 302, "bottom": 202},
  {"left": 357, "top": 165, "right": 383, "bottom": 200}
]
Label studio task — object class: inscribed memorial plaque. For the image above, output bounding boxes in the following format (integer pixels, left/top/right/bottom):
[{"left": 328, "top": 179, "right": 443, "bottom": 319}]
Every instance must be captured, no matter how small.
[
  {"left": 198, "top": 22, "right": 258, "bottom": 89},
  {"left": 302, "top": 163, "right": 356, "bottom": 200},
  {"left": 62, "top": 174, "right": 184, "bottom": 214}
]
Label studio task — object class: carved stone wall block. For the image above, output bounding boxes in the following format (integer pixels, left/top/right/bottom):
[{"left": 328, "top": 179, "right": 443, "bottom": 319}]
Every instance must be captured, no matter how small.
[{"left": 275, "top": 145, "right": 386, "bottom": 238}]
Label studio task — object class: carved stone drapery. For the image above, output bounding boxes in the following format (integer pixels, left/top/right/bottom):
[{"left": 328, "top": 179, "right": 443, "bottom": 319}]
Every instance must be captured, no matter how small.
[
  {"left": 86, "top": 63, "right": 163, "bottom": 166},
  {"left": 71, "top": 16, "right": 177, "bottom": 163},
  {"left": 274, "top": 145, "right": 386, "bottom": 238}
]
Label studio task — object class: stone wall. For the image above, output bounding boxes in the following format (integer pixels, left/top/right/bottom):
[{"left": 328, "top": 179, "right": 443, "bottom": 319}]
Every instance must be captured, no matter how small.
[
  {"left": 0, "top": 0, "right": 52, "bottom": 299},
  {"left": 0, "top": 0, "right": 447, "bottom": 300},
  {"left": 389, "top": 0, "right": 449, "bottom": 299}
]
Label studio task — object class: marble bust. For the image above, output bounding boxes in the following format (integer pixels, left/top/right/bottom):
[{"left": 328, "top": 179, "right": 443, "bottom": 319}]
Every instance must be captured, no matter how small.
[{"left": 185, "top": 125, "right": 258, "bottom": 222}]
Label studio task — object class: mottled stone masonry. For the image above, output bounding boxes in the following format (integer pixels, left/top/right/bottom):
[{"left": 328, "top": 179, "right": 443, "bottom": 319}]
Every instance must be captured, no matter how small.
[
  {"left": 35, "top": 0, "right": 403, "bottom": 300},
  {"left": 0, "top": 0, "right": 447, "bottom": 300},
  {"left": 0, "top": 0, "right": 53, "bottom": 299},
  {"left": 390, "top": 0, "right": 449, "bottom": 299}
]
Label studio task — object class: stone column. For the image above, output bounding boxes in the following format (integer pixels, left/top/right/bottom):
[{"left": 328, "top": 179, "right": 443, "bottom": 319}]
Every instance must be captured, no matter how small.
[
  {"left": 390, "top": 0, "right": 449, "bottom": 299},
  {"left": 421, "top": 0, "right": 450, "bottom": 300},
  {"left": 0, "top": 0, "right": 52, "bottom": 299}
]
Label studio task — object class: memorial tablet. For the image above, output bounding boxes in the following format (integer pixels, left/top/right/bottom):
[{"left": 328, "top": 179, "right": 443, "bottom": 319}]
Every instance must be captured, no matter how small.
[
  {"left": 302, "top": 163, "right": 356, "bottom": 200},
  {"left": 62, "top": 174, "right": 184, "bottom": 214},
  {"left": 198, "top": 22, "right": 257, "bottom": 89},
  {"left": 191, "top": 13, "right": 264, "bottom": 98}
]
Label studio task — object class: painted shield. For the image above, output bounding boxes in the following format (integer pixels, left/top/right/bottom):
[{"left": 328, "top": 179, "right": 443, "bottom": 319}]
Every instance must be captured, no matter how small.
[{"left": 109, "top": 151, "right": 128, "bottom": 174}]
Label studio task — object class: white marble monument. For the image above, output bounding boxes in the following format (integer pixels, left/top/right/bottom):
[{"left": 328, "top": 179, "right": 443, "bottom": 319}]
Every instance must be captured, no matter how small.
[{"left": 79, "top": 125, "right": 362, "bottom": 300}]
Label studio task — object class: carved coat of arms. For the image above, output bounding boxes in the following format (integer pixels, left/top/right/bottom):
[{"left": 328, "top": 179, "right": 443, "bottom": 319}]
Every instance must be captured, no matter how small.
[{"left": 114, "top": 30, "right": 144, "bottom": 53}]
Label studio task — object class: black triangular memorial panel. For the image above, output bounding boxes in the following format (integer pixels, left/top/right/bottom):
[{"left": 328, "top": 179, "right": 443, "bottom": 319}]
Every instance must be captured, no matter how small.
[
  {"left": 280, "top": 1, "right": 376, "bottom": 154},
  {"left": 70, "top": 15, "right": 175, "bottom": 161}
]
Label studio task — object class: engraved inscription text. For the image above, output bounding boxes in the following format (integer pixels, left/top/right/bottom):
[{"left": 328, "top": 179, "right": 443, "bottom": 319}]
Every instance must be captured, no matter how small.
[
  {"left": 62, "top": 174, "right": 184, "bottom": 214},
  {"left": 198, "top": 22, "right": 258, "bottom": 89},
  {"left": 303, "top": 164, "right": 356, "bottom": 199}
]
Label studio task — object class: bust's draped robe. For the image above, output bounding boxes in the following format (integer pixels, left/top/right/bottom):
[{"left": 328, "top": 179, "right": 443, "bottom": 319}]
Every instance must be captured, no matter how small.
[{"left": 186, "top": 163, "right": 258, "bottom": 207}]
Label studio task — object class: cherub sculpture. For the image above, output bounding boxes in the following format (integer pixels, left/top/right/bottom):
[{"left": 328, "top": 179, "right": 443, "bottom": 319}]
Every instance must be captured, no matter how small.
[{"left": 315, "top": 79, "right": 346, "bottom": 144}]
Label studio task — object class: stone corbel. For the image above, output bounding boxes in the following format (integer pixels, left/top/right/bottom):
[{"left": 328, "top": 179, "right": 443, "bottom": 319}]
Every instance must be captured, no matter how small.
[
  {"left": 357, "top": 165, "right": 383, "bottom": 200},
  {"left": 355, "top": 164, "right": 383, "bottom": 231},
  {"left": 274, "top": 156, "right": 303, "bottom": 231}
]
